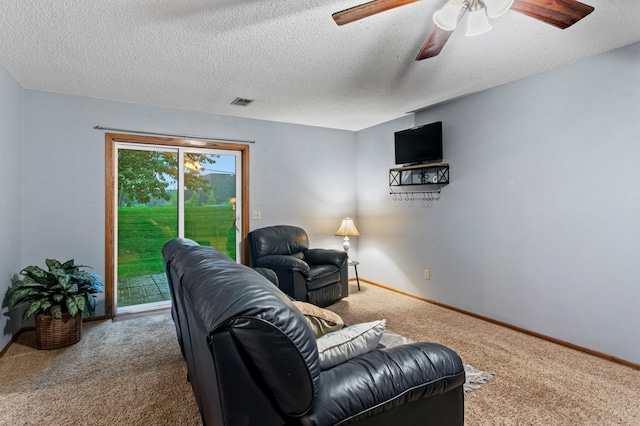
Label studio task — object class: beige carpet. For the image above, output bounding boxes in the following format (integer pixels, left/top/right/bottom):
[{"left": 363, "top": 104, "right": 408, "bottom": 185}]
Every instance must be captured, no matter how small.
[
  {"left": 1, "top": 282, "right": 638, "bottom": 425},
  {"left": 0, "top": 313, "right": 201, "bottom": 425},
  {"left": 328, "top": 282, "right": 640, "bottom": 425}
]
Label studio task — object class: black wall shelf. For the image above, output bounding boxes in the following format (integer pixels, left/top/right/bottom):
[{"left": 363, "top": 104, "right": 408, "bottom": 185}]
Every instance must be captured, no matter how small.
[{"left": 389, "top": 163, "right": 449, "bottom": 198}]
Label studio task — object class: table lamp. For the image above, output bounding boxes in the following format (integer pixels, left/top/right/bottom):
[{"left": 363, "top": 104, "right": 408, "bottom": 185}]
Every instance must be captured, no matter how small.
[{"left": 335, "top": 217, "right": 360, "bottom": 255}]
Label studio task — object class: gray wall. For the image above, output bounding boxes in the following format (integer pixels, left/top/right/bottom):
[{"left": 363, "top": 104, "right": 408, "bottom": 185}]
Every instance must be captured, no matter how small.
[
  {"left": 16, "top": 91, "right": 356, "bottom": 323},
  {"left": 355, "top": 41, "right": 640, "bottom": 363},
  {"left": 0, "top": 66, "right": 24, "bottom": 350}
]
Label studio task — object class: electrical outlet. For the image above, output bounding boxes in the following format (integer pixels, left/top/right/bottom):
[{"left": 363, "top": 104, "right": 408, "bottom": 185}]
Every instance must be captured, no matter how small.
[
  {"left": 251, "top": 211, "right": 261, "bottom": 220},
  {"left": 424, "top": 269, "right": 430, "bottom": 280}
]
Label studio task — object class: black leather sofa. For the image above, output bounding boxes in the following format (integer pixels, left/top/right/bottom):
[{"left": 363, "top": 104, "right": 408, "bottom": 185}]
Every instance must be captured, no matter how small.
[
  {"left": 247, "top": 225, "right": 349, "bottom": 307},
  {"left": 162, "top": 238, "right": 465, "bottom": 426}
]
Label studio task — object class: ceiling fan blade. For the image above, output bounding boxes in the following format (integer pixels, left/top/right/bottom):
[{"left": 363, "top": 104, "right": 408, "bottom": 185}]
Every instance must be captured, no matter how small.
[
  {"left": 415, "top": 27, "right": 456, "bottom": 60},
  {"left": 333, "top": 0, "right": 421, "bottom": 26},
  {"left": 415, "top": 2, "right": 468, "bottom": 60},
  {"left": 511, "top": 0, "right": 594, "bottom": 29}
]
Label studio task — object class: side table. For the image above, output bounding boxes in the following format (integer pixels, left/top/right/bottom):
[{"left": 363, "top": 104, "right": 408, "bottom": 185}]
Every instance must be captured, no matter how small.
[{"left": 348, "top": 260, "right": 360, "bottom": 291}]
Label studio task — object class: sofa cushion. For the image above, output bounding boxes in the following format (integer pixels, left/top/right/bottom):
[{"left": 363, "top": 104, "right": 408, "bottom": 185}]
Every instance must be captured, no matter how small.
[
  {"left": 316, "top": 320, "right": 386, "bottom": 370},
  {"left": 293, "top": 301, "right": 344, "bottom": 337}
]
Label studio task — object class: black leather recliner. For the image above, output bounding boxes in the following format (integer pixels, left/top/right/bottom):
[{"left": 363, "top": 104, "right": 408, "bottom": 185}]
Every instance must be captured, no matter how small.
[
  {"left": 162, "top": 238, "right": 465, "bottom": 426},
  {"left": 247, "top": 225, "right": 348, "bottom": 307}
]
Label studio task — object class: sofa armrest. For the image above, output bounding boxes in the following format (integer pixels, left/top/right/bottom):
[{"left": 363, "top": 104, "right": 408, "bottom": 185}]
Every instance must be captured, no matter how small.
[
  {"left": 299, "top": 343, "right": 465, "bottom": 425},
  {"left": 305, "top": 249, "right": 347, "bottom": 269},
  {"left": 256, "top": 255, "right": 311, "bottom": 277}
]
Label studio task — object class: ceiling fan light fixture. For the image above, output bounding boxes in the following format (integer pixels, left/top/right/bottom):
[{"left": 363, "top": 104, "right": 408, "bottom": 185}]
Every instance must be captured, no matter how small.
[
  {"left": 465, "top": 0, "right": 492, "bottom": 36},
  {"left": 484, "top": 0, "right": 514, "bottom": 19},
  {"left": 433, "top": 0, "right": 465, "bottom": 31}
]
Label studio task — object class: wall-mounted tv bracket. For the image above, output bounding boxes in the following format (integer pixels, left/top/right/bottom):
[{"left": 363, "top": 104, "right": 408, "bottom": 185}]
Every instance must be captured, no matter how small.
[{"left": 389, "top": 163, "right": 449, "bottom": 200}]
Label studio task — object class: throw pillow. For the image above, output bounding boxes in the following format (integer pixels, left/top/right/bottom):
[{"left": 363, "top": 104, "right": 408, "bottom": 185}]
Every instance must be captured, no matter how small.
[
  {"left": 293, "top": 301, "right": 344, "bottom": 338},
  {"left": 316, "top": 319, "right": 386, "bottom": 370}
]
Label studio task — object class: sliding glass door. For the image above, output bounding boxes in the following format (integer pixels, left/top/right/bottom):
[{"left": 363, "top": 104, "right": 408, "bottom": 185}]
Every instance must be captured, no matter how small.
[{"left": 106, "top": 134, "right": 248, "bottom": 316}]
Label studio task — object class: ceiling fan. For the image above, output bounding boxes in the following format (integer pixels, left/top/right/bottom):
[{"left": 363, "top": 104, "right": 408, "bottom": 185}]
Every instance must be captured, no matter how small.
[{"left": 332, "top": 0, "right": 594, "bottom": 60}]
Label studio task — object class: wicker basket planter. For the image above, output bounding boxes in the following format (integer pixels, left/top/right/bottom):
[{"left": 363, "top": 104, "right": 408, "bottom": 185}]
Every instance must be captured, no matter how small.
[
  {"left": 35, "top": 313, "right": 82, "bottom": 350},
  {"left": 6, "top": 259, "right": 103, "bottom": 348}
]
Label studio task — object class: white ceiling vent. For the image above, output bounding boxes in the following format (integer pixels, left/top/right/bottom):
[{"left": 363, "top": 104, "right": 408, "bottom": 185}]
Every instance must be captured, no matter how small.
[{"left": 231, "top": 97, "right": 254, "bottom": 107}]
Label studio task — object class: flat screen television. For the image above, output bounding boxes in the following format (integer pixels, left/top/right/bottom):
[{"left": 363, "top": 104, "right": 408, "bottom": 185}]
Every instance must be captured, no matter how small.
[{"left": 394, "top": 121, "right": 443, "bottom": 166}]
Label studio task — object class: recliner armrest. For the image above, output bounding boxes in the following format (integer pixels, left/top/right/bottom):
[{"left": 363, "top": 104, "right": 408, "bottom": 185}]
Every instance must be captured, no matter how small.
[
  {"left": 300, "top": 342, "right": 465, "bottom": 425},
  {"left": 256, "top": 255, "right": 311, "bottom": 277},
  {"left": 253, "top": 267, "right": 280, "bottom": 286},
  {"left": 305, "top": 249, "right": 347, "bottom": 269}
]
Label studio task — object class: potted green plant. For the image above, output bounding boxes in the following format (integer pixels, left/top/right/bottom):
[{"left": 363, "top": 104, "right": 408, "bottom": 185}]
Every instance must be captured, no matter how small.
[{"left": 5, "top": 259, "right": 104, "bottom": 349}]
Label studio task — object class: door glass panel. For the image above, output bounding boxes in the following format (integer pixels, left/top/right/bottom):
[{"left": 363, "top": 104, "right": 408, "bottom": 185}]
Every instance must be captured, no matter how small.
[
  {"left": 116, "top": 148, "right": 178, "bottom": 309},
  {"left": 112, "top": 143, "right": 242, "bottom": 315},
  {"left": 183, "top": 153, "right": 238, "bottom": 260}
]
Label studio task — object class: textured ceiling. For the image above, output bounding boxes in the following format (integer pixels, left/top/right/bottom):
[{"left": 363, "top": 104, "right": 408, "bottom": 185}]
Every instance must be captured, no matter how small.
[{"left": 1, "top": 0, "right": 639, "bottom": 131}]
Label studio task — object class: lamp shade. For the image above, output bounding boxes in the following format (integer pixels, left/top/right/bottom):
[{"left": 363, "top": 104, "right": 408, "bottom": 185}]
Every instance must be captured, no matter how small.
[
  {"left": 335, "top": 217, "right": 360, "bottom": 237},
  {"left": 465, "top": 1, "right": 492, "bottom": 36},
  {"left": 433, "top": 0, "right": 466, "bottom": 31}
]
